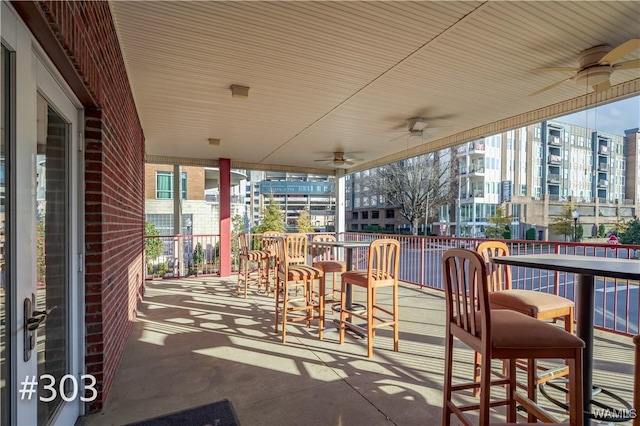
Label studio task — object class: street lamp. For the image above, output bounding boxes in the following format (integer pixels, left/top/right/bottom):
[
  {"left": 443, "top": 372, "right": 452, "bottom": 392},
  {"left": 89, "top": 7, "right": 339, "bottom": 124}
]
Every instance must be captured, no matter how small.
[{"left": 572, "top": 210, "right": 579, "bottom": 242}]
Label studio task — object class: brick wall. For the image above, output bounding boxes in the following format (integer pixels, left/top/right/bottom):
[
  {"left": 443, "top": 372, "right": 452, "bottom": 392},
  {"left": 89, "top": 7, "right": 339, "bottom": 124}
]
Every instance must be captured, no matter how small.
[{"left": 19, "top": 1, "right": 146, "bottom": 411}]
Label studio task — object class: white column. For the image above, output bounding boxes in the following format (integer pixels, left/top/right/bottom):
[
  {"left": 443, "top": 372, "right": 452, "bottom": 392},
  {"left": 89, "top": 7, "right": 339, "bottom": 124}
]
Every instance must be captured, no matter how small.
[
  {"left": 335, "top": 169, "right": 346, "bottom": 235},
  {"left": 173, "top": 164, "right": 183, "bottom": 276}
]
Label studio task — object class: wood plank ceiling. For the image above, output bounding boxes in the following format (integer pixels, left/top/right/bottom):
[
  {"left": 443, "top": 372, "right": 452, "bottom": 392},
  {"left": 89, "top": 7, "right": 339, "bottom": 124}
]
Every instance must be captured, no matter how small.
[{"left": 110, "top": 1, "right": 640, "bottom": 174}]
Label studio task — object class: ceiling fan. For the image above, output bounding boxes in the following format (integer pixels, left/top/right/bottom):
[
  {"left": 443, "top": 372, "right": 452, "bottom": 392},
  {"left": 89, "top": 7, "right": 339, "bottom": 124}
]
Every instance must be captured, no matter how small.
[
  {"left": 530, "top": 39, "right": 640, "bottom": 96},
  {"left": 389, "top": 116, "right": 449, "bottom": 143},
  {"left": 313, "top": 151, "right": 363, "bottom": 167}
]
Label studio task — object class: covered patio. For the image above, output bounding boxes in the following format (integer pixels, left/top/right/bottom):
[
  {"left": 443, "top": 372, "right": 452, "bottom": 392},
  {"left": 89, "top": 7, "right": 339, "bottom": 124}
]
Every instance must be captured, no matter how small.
[
  {"left": 4, "top": 1, "right": 639, "bottom": 424},
  {"left": 79, "top": 277, "right": 636, "bottom": 425}
]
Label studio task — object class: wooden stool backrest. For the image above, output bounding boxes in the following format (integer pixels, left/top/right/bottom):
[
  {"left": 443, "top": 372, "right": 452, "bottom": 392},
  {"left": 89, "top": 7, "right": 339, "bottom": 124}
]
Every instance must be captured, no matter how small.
[
  {"left": 311, "top": 234, "right": 337, "bottom": 262},
  {"left": 476, "top": 240, "right": 512, "bottom": 292},
  {"left": 366, "top": 239, "right": 400, "bottom": 284},
  {"left": 442, "top": 248, "right": 491, "bottom": 343}
]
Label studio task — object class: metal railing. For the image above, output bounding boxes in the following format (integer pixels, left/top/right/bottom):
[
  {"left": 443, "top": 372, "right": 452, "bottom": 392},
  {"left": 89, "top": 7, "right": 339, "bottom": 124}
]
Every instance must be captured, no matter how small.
[
  {"left": 144, "top": 232, "right": 639, "bottom": 336},
  {"left": 144, "top": 234, "right": 223, "bottom": 279}
]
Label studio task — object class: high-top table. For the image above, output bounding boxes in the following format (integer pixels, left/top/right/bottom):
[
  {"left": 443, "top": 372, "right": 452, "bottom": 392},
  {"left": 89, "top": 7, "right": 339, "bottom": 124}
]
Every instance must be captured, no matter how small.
[
  {"left": 311, "top": 240, "right": 371, "bottom": 336},
  {"left": 492, "top": 253, "right": 639, "bottom": 425}
]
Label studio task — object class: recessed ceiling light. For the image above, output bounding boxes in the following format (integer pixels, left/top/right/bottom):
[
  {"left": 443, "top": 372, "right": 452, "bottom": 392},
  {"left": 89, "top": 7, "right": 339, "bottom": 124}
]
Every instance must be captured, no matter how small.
[
  {"left": 230, "top": 85, "right": 250, "bottom": 99},
  {"left": 208, "top": 138, "right": 221, "bottom": 146}
]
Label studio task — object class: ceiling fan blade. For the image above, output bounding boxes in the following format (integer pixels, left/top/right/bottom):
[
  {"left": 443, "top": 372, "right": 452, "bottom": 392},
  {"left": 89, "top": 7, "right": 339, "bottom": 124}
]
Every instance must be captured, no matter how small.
[
  {"left": 532, "top": 67, "right": 578, "bottom": 72},
  {"left": 528, "top": 78, "right": 572, "bottom": 96},
  {"left": 614, "top": 58, "right": 640, "bottom": 70},
  {"left": 599, "top": 39, "right": 640, "bottom": 64},
  {"left": 313, "top": 158, "right": 332, "bottom": 162},
  {"left": 344, "top": 160, "right": 355, "bottom": 166},
  {"left": 388, "top": 133, "right": 410, "bottom": 143},
  {"left": 592, "top": 79, "right": 611, "bottom": 93}
]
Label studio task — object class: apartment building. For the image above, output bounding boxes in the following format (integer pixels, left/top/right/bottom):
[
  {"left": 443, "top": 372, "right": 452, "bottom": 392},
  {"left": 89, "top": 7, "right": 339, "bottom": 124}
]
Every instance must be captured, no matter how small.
[
  {"left": 144, "top": 166, "right": 336, "bottom": 235},
  {"left": 144, "top": 164, "right": 247, "bottom": 235},
  {"left": 347, "top": 122, "right": 639, "bottom": 240},
  {"left": 246, "top": 171, "right": 336, "bottom": 231}
]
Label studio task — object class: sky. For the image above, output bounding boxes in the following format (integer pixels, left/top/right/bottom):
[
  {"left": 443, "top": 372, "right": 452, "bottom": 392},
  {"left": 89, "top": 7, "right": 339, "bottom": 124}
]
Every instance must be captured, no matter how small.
[{"left": 555, "top": 95, "right": 640, "bottom": 136}]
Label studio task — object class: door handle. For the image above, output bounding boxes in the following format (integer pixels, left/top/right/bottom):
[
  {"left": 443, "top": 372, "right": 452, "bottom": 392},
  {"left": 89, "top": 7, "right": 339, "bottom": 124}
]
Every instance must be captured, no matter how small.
[
  {"left": 26, "top": 310, "right": 49, "bottom": 331},
  {"left": 23, "top": 293, "right": 55, "bottom": 362}
]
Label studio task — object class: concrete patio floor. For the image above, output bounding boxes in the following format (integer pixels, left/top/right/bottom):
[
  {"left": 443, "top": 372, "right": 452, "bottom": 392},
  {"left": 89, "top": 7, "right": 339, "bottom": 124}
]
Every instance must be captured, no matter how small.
[{"left": 78, "top": 276, "right": 636, "bottom": 426}]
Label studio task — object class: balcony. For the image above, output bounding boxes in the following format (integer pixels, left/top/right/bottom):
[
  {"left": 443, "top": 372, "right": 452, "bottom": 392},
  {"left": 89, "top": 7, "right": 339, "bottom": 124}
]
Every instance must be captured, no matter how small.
[
  {"left": 205, "top": 193, "right": 246, "bottom": 204},
  {"left": 599, "top": 145, "right": 609, "bottom": 155},
  {"left": 468, "top": 166, "right": 485, "bottom": 176},
  {"left": 468, "top": 141, "right": 485, "bottom": 155},
  {"left": 472, "top": 189, "right": 484, "bottom": 198},
  {"left": 547, "top": 173, "right": 561, "bottom": 184},
  {"left": 598, "top": 163, "right": 609, "bottom": 171},
  {"left": 548, "top": 135, "right": 561, "bottom": 146},
  {"left": 598, "top": 179, "right": 609, "bottom": 187},
  {"left": 548, "top": 154, "right": 562, "bottom": 165}
]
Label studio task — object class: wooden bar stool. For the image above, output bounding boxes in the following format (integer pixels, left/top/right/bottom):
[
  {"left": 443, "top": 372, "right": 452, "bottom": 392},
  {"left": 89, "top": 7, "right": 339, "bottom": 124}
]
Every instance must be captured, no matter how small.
[
  {"left": 260, "top": 231, "right": 281, "bottom": 296},
  {"left": 236, "top": 233, "right": 270, "bottom": 298},
  {"left": 442, "top": 248, "right": 584, "bottom": 426},
  {"left": 274, "top": 233, "right": 324, "bottom": 342},
  {"left": 311, "top": 234, "right": 347, "bottom": 309},
  {"left": 338, "top": 238, "right": 400, "bottom": 358},
  {"left": 476, "top": 240, "right": 575, "bottom": 399}
]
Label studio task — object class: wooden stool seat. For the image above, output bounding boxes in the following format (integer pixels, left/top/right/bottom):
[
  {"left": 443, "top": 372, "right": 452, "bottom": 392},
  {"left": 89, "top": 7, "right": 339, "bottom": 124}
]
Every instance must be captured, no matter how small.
[
  {"left": 490, "top": 289, "right": 575, "bottom": 316},
  {"left": 312, "top": 260, "right": 346, "bottom": 273}
]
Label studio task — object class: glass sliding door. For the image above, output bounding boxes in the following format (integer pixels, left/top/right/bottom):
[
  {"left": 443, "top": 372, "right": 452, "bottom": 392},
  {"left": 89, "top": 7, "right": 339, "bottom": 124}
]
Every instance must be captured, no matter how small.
[{"left": 36, "top": 94, "right": 71, "bottom": 424}]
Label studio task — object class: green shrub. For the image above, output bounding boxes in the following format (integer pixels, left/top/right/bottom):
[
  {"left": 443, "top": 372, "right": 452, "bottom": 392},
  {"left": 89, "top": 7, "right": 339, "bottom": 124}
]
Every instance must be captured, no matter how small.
[{"left": 525, "top": 228, "right": 536, "bottom": 240}]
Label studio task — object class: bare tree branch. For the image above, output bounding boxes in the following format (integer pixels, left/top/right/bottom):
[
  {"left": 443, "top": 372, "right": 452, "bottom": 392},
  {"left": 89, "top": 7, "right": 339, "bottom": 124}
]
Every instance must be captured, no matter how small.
[{"left": 368, "top": 149, "right": 459, "bottom": 235}]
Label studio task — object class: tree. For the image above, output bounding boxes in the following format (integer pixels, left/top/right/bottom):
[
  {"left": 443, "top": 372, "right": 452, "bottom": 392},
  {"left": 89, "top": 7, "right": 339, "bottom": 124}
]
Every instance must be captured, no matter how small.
[
  {"left": 232, "top": 214, "right": 246, "bottom": 235},
  {"left": 296, "top": 207, "right": 314, "bottom": 233},
  {"left": 485, "top": 204, "right": 513, "bottom": 239},
  {"left": 611, "top": 211, "right": 632, "bottom": 235},
  {"left": 254, "top": 196, "right": 286, "bottom": 234},
  {"left": 549, "top": 204, "right": 576, "bottom": 241},
  {"left": 526, "top": 227, "right": 536, "bottom": 240},
  {"left": 144, "top": 222, "right": 163, "bottom": 273},
  {"left": 597, "top": 223, "right": 606, "bottom": 238},
  {"left": 619, "top": 218, "right": 640, "bottom": 244},
  {"left": 192, "top": 242, "right": 205, "bottom": 273},
  {"left": 230, "top": 214, "right": 246, "bottom": 271},
  {"left": 369, "top": 150, "right": 458, "bottom": 235}
]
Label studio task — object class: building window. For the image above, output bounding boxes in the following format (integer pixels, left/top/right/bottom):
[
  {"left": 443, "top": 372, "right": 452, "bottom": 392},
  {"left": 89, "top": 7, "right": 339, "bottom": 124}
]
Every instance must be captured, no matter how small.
[
  {"left": 157, "top": 171, "right": 187, "bottom": 199},
  {"left": 362, "top": 211, "right": 369, "bottom": 219},
  {"left": 352, "top": 212, "right": 358, "bottom": 219},
  {"left": 386, "top": 209, "right": 394, "bottom": 219},
  {"left": 371, "top": 210, "right": 379, "bottom": 219}
]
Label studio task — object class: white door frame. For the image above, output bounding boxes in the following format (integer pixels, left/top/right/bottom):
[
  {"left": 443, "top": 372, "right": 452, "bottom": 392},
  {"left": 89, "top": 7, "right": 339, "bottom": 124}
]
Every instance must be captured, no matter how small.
[{"left": 2, "top": 3, "right": 85, "bottom": 424}]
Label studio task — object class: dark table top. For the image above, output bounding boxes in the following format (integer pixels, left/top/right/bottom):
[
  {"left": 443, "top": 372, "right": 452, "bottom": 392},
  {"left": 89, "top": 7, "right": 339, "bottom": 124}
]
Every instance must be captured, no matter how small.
[
  {"left": 310, "top": 240, "right": 372, "bottom": 249},
  {"left": 492, "top": 253, "right": 640, "bottom": 281}
]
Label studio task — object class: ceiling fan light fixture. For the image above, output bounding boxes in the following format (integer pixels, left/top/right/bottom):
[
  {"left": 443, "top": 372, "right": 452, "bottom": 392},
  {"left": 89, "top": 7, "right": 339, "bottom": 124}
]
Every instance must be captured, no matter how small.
[
  {"left": 573, "top": 67, "right": 611, "bottom": 87},
  {"left": 407, "top": 117, "right": 429, "bottom": 132}
]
